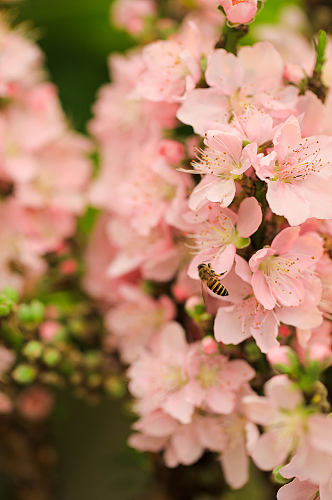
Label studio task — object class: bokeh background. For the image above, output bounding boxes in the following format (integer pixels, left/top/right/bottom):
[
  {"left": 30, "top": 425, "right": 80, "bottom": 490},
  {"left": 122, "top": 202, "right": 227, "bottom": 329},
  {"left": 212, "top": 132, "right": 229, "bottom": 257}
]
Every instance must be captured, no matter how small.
[{"left": 0, "top": 0, "right": 321, "bottom": 498}]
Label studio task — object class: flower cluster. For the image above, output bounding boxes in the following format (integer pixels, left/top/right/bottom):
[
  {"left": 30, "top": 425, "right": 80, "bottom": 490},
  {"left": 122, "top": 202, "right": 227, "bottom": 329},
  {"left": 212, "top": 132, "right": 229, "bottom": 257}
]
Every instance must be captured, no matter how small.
[
  {"left": 0, "top": 18, "right": 91, "bottom": 294},
  {"left": 88, "top": 1, "right": 332, "bottom": 496}
]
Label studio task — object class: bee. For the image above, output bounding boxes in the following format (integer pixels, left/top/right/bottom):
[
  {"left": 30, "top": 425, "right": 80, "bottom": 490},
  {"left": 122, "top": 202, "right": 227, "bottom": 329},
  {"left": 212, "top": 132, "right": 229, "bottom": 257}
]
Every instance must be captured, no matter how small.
[{"left": 198, "top": 263, "right": 229, "bottom": 297}]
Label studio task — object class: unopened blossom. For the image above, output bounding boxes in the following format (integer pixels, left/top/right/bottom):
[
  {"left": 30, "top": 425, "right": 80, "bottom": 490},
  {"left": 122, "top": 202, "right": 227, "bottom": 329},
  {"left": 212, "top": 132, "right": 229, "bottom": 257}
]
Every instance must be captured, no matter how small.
[
  {"left": 254, "top": 116, "right": 332, "bottom": 225},
  {"left": 185, "top": 130, "right": 257, "bottom": 210},
  {"left": 249, "top": 226, "right": 323, "bottom": 310},
  {"left": 220, "top": 0, "right": 258, "bottom": 25},
  {"left": 187, "top": 198, "right": 262, "bottom": 279},
  {"left": 17, "top": 386, "right": 54, "bottom": 420}
]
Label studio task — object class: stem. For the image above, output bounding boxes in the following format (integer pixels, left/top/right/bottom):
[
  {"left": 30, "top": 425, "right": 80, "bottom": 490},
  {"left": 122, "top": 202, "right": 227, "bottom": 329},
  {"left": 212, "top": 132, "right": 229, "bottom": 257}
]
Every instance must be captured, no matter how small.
[{"left": 218, "top": 23, "right": 249, "bottom": 54}]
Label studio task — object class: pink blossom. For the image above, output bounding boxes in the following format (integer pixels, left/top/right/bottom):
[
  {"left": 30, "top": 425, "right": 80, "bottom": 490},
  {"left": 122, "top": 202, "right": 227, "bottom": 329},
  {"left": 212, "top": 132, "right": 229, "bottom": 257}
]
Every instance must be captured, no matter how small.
[
  {"left": 0, "top": 20, "right": 43, "bottom": 97},
  {"left": 112, "top": 0, "right": 156, "bottom": 35},
  {"left": 185, "top": 130, "right": 257, "bottom": 210},
  {"left": 133, "top": 40, "right": 201, "bottom": 103},
  {"left": 129, "top": 411, "right": 206, "bottom": 467},
  {"left": 185, "top": 343, "right": 254, "bottom": 414},
  {"left": 220, "top": 0, "right": 258, "bottom": 25},
  {"left": 107, "top": 218, "right": 180, "bottom": 282},
  {"left": 254, "top": 116, "right": 332, "bottom": 225},
  {"left": 177, "top": 42, "right": 297, "bottom": 135},
  {"left": 187, "top": 198, "right": 262, "bottom": 278},
  {"left": 105, "top": 285, "right": 175, "bottom": 363},
  {"left": 244, "top": 375, "right": 332, "bottom": 485},
  {"left": 249, "top": 226, "right": 323, "bottom": 310},
  {"left": 128, "top": 322, "right": 193, "bottom": 423}
]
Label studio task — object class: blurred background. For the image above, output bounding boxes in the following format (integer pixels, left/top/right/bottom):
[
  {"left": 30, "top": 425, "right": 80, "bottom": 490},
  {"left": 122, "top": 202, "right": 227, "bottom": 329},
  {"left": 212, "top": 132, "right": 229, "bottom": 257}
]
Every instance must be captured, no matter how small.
[{"left": 0, "top": 0, "right": 328, "bottom": 498}]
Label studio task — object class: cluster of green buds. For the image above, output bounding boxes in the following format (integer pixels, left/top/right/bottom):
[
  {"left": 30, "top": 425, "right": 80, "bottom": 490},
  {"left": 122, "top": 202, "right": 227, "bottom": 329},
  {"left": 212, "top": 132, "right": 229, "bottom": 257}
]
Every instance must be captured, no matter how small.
[{"left": 0, "top": 287, "right": 127, "bottom": 418}]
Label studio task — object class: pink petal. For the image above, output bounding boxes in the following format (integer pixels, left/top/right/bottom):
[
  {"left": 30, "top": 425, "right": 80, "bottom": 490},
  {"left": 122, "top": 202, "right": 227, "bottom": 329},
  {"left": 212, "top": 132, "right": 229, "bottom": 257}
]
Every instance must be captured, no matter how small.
[
  {"left": 251, "top": 270, "right": 276, "bottom": 310},
  {"left": 206, "top": 130, "right": 242, "bottom": 163},
  {"left": 308, "top": 414, "right": 332, "bottom": 454},
  {"left": 206, "top": 387, "right": 235, "bottom": 414},
  {"left": 206, "top": 49, "right": 243, "bottom": 95},
  {"left": 251, "top": 431, "right": 291, "bottom": 470},
  {"left": 264, "top": 374, "right": 303, "bottom": 410},
  {"left": 237, "top": 197, "right": 262, "bottom": 238},
  {"left": 242, "top": 395, "right": 278, "bottom": 425},
  {"left": 160, "top": 322, "right": 188, "bottom": 359},
  {"left": 271, "top": 226, "right": 300, "bottom": 254},
  {"left": 221, "top": 440, "right": 249, "bottom": 489},
  {"left": 214, "top": 305, "right": 251, "bottom": 345},
  {"left": 251, "top": 310, "right": 279, "bottom": 353},
  {"left": 273, "top": 115, "right": 302, "bottom": 161},
  {"left": 234, "top": 255, "right": 252, "bottom": 284},
  {"left": 277, "top": 479, "right": 318, "bottom": 500},
  {"left": 171, "top": 426, "right": 204, "bottom": 465},
  {"left": 266, "top": 181, "right": 310, "bottom": 226},
  {"left": 211, "top": 244, "right": 236, "bottom": 275},
  {"left": 162, "top": 390, "right": 194, "bottom": 424},
  {"left": 177, "top": 88, "right": 229, "bottom": 135}
]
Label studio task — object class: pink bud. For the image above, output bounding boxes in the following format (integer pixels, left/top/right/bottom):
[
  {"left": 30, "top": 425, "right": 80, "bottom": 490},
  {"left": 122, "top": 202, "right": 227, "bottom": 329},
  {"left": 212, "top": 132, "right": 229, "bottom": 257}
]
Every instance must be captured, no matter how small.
[
  {"left": 39, "top": 321, "right": 61, "bottom": 342},
  {"left": 158, "top": 139, "right": 185, "bottom": 165},
  {"left": 185, "top": 295, "right": 204, "bottom": 311},
  {"left": 309, "top": 344, "right": 332, "bottom": 364},
  {"left": 173, "top": 284, "right": 189, "bottom": 302},
  {"left": 201, "top": 336, "right": 218, "bottom": 355},
  {"left": 267, "top": 345, "right": 291, "bottom": 366},
  {"left": 220, "top": 0, "right": 258, "bottom": 25},
  {"left": 17, "top": 386, "right": 54, "bottom": 420},
  {"left": 60, "top": 259, "right": 77, "bottom": 275},
  {"left": 279, "top": 325, "right": 291, "bottom": 338}
]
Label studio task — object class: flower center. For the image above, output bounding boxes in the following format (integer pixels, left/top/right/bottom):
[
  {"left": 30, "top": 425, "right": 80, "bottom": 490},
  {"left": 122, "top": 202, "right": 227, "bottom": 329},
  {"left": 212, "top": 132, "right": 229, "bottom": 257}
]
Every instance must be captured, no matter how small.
[
  {"left": 163, "top": 365, "right": 187, "bottom": 391},
  {"left": 197, "top": 363, "right": 219, "bottom": 388}
]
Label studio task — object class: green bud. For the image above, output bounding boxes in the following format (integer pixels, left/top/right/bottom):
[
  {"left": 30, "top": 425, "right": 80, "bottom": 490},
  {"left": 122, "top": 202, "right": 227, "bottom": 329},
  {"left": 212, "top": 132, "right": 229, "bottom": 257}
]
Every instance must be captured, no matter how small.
[
  {"left": 0, "top": 301, "right": 12, "bottom": 317},
  {"left": 1, "top": 287, "right": 19, "bottom": 303},
  {"left": 104, "top": 376, "right": 126, "bottom": 399},
  {"left": 84, "top": 351, "right": 102, "bottom": 370},
  {"left": 23, "top": 341, "right": 43, "bottom": 360},
  {"left": 18, "top": 300, "right": 45, "bottom": 324},
  {"left": 87, "top": 373, "right": 102, "bottom": 388},
  {"left": 12, "top": 364, "right": 37, "bottom": 384},
  {"left": 43, "top": 347, "right": 61, "bottom": 367}
]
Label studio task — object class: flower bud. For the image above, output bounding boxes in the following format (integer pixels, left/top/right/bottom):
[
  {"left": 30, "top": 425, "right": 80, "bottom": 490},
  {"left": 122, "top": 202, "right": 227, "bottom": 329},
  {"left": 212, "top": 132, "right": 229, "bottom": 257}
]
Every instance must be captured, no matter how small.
[
  {"left": 12, "top": 364, "right": 37, "bottom": 384},
  {"left": 201, "top": 336, "right": 218, "bottom": 355}
]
